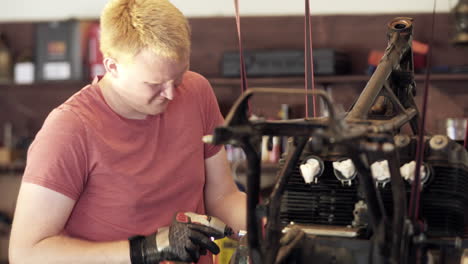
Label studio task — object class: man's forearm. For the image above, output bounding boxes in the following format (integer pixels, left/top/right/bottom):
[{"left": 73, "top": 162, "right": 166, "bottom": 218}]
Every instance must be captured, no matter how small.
[
  {"left": 207, "top": 190, "right": 247, "bottom": 232},
  {"left": 10, "top": 235, "right": 130, "bottom": 264}
]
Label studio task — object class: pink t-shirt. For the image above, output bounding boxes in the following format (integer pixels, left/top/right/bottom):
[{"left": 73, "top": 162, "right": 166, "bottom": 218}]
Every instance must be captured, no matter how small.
[{"left": 22, "top": 71, "right": 223, "bottom": 263}]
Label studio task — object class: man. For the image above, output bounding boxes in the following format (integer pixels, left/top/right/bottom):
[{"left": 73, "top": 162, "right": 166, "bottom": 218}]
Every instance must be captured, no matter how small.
[{"left": 8, "top": 0, "right": 246, "bottom": 263}]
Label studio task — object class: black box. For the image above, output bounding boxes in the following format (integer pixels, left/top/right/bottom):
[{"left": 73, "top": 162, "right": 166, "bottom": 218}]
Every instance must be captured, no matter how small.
[
  {"left": 222, "top": 49, "right": 350, "bottom": 77},
  {"left": 35, "top": 20, "right": 83, "bottom": 81}
]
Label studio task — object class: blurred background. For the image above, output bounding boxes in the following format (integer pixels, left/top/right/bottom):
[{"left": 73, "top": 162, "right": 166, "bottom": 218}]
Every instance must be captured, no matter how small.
[{"left": 0, "top": 0, "right": 467, "bottom": 263}]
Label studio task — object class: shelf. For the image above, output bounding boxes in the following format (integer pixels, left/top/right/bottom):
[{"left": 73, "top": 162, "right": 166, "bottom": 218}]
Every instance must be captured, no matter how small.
[
  {"left": 210, "top": 73, "right": 468, "bottom": 87},
  {"left": 0, "top": 80, "right": 89, "bottom": 90},
  {"left": 0, "top": 74, "right": 466, "bottom": 90},
  {"left": 0, "top": 163, "right": 25, "bottom": 175}
]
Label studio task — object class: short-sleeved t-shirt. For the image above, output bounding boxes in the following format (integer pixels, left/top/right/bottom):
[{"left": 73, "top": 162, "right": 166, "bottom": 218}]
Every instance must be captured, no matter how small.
[{"left": 22, "top": 71, "right": 223, "bottom": 263}]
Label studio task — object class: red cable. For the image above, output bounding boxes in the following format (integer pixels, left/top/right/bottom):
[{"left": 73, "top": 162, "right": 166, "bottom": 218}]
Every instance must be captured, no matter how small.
[
  {"left": 409, "top": 0, "right": 437, "bottom": 224},
  {"left": 234, "top": 0, "right": 250, "bottom": 114},
  {"left": 307, "top": 0, "right": 317, "bottom": 118},
  {"left": 464, "top": 118, "right": 468, "bottom": 149},
  {"left": 304, "top": 1, "right": 309, "bottom": 118},
  {"left": 304, "top": 0, "right": 317, "bottom": 118}
]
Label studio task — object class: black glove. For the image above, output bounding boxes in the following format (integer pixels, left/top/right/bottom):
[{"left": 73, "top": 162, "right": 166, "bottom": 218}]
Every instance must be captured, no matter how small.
[{"left": 129, "top": 212, "right": 233, "bottom": 264}]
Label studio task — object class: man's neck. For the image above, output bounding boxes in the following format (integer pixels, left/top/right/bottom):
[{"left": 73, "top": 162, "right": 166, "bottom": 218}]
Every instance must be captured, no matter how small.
[{"left": 98, "top": 75, "right": 146, "bottom": 120}]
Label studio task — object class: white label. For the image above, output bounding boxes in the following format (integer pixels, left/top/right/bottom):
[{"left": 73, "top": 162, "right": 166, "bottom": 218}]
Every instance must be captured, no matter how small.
[
  {"left": 14, "top": 62, "right": 34, "bottom": 84},
  {"left": 43, "top": 62, "right": 71, "bottom": 80}
]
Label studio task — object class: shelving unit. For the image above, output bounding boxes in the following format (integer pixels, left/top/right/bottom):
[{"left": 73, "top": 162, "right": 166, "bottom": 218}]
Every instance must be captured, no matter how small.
[
  {"left": 0, "top": 13, "right": 467, "bottom": 264},
  {"left": 0, "top": 80, "right": 88, "bottom": 90},
  {"left": 0, "top": 13, "right": 466, "bottom": 164},
  {"left": 0, "top": 163, "right": 25, "bottom": 175},
  {"left": 1, "top": 73, "right": 467, "bottom": 91},
  {"left": 209, "top": 73, "right": 468, "bottom": 88}
]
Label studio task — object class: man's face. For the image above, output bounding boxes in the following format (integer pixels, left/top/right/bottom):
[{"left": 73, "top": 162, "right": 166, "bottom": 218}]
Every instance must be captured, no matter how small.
[{"left": 113, "top": 49, "right": 189, "bottom": 117}]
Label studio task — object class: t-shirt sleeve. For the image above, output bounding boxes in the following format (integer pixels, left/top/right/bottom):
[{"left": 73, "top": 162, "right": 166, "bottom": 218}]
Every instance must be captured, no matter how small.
[
  {"left": 194, "top": 74, "right": 224, "bottom": 159},
  {"left": 22, "top": 107, "right": 89, "bottom": 200}
]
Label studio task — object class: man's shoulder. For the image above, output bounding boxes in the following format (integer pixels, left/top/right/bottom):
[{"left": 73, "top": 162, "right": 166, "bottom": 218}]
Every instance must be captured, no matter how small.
[
  {"left": 183, "top": 71, "right": 210, "bottom": 87},
  {"left": 181, "top": 71, "right": 214, "bottom": 97},
  {"left": 42, "top": 84, "right": 102, "bottom": 134},
  {"left": 64, "top": 84, "right": 106, "bottom": 119},
  {"left": 184, "top": 70, "right": 206, "bottom": 80},
  {"left": 62, "top": 84, "right": 101, "bottom": 112},
  {"left": 42, "top": 106, "right": 86, "bottom": 136}
]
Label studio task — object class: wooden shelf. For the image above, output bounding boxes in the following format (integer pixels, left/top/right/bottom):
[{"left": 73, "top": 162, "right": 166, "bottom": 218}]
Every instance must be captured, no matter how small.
[
  {"left": 0, "top": 73, "right": 466, "bottom": 90},
  {"left": 210, "top": 73, "right": 468, "bottom": 87},
  {"left": 0, "top": 163, "right": 25, "bottom": 175},
  {"left": 414, "top": 73, "right": 468, "bottom": 81},
  {"left": 0, "top": 80, "right": 88, "bottom": 90}
]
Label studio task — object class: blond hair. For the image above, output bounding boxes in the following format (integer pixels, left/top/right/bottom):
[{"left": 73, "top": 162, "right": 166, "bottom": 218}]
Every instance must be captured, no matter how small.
[{"left": 100, "top": 0, "right": 191, "bottom": 62}]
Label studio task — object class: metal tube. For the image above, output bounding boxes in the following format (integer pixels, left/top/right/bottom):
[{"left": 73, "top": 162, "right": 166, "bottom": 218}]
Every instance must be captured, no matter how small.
[
  {"left": 264, "top": 136, "right": 308, "bottom": 264},
  {"left": 386, "top": 149, "right": 407, "bottom": 264},
  {"left": 349, "top": 152, "right": 382, "bottom": 232},
  {"left": 347, "top": 17, "right": 413, "bottom": 120},
  {"left": 224, "top": 88, "right": 338, "bottom": 129},
  {"left": 347, "top": 41, "right": 401, "bottom": 120},
  {"left": 369, "top": 108, "right": 418, "bottom": 133},
  {"left": 241, "top": 140, "right": 263, "bottom": 264}
]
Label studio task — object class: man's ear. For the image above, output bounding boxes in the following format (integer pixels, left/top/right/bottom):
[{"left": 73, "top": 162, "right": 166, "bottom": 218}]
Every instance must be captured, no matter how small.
[{"left": 103, "top": 57, "right": 119, "bottom": 78}]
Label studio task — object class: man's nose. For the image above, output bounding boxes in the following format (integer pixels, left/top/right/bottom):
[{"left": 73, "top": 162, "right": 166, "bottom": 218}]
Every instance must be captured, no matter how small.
[{"left": 160, "top": 82, "right": 175, "bottom": 100}]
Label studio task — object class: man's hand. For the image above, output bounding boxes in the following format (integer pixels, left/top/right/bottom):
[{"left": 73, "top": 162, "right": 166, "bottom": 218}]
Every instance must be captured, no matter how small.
[
  {"left": 130, "top": 212, "right": 232, "bottom": 264},
  {"left": 153, "top": 212, "right": 227, "bottom": 262}
]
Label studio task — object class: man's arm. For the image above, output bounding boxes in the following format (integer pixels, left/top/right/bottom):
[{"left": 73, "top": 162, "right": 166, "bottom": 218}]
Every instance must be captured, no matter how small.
[
  {"left": 9, "top": 182, "right": 131, "bottom": 264},
  {"left": 204, "top": 148, "right": 247, "bottom": 232}
]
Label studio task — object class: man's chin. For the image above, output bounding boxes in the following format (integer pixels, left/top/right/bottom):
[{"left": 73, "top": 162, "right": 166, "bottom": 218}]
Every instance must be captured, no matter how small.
[
  {"left": 146, "top": 106, "right": 167, "bottom": 116},
  {"left": 145, "top": 100, "right": 170, "bottom": 115}
]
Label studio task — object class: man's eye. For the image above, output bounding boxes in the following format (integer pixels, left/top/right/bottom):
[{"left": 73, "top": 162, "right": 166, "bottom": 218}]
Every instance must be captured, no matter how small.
[{"left": 148, "top": 83, "right": 161, "bottom": 88}]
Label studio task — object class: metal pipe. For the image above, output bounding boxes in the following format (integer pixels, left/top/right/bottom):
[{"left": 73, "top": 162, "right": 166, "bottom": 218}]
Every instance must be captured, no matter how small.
[
  {"left": 223, "top": 88, "right": 338, "bottom": 129},
  {"left": 349, "top": 151, "right": 382, "bottom": 232},
  {"left": 264, "top": 136, "right": 308, "bottom": 264},
  {"left": 240, "top": 140, "right": 263, "bottom": 264},
  {"left": 347, "top": 18, "right": 413, "bottom": 120},
  {"left": 369, "top": 108, "right": 418, "bottom": 133},
  {"left": 386, "top": 149, "right": 408, "bottom": 264}
]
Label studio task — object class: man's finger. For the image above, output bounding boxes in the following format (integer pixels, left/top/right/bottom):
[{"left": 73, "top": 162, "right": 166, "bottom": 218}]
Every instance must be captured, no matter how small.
[
  {"left": 189, "top": 230, "right": 221, "bottom": 254},
  {"left": 184, "top": 243, "right": 200, "bottom": 262},
  {"left": 200, "top": 248, "right": 208, "bottom": 256},
  {"left": 189, "top": 224, "right": 225, "bottom": 239}
]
